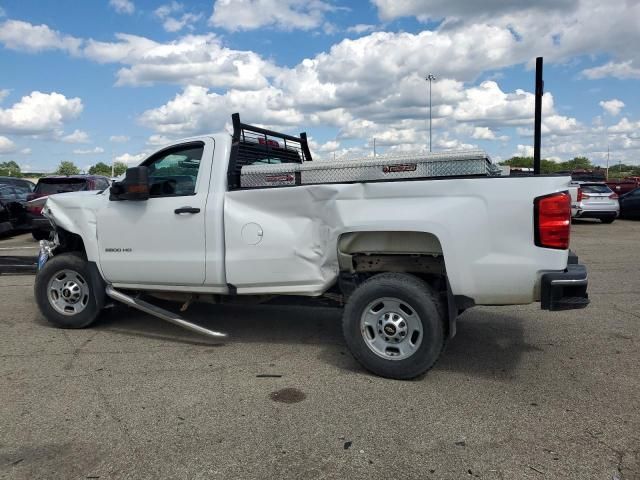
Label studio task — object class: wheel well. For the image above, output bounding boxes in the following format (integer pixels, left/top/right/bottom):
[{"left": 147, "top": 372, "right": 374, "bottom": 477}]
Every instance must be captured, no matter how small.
[
  {"left": 337, "top": 231, "right": 444, "bottom": 276},
  {"left": 55, "top": 229, "right": 87, "bottom": 257}
]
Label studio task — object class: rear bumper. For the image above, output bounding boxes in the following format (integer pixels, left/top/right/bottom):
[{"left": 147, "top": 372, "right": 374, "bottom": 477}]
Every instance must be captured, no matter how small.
[
  {"left": 540, "top": 254, "right": 589, "bottom": 311},
  {"left": 574, "top": 210, "right": 618, "bottom": 219}
]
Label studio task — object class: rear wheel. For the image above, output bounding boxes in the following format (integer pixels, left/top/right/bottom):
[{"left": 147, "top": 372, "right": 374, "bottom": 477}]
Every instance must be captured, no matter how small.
[
  {"left": 342, "top": 273, "right": 445, "bottom": 380},
  {"left": 34, "top": 252, "right": 102, "bottom": 328}
]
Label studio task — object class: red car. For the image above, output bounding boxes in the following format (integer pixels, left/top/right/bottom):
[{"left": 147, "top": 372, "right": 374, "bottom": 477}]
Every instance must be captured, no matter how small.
[
  {"left": 606, "top": 178, "right": 640, "bottom": 197},
  {"left": 27, "top": 175, "right": 110, "bottom": 240}
]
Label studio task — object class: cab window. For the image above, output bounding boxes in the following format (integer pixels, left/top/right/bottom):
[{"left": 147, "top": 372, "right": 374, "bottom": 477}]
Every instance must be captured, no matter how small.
[{"left": 143, "top": 142, "right": 204, "bottom": 197}]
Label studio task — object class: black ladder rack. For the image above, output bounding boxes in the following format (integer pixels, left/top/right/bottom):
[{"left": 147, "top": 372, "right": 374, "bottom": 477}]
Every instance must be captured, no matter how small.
[{"left": 227, "top": 112, "right": 312, "bottom": 190}]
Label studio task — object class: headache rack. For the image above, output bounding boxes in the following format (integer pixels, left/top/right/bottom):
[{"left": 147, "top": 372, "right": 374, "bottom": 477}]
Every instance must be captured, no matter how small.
[{"left": 227, "top": 113, "right": 313, "bottom": 189}]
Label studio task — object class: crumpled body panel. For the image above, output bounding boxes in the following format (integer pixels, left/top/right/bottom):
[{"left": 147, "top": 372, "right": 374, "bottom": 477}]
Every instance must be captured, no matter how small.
[{"left": 42, "top": 191, "right": 104, "bottom": 262}]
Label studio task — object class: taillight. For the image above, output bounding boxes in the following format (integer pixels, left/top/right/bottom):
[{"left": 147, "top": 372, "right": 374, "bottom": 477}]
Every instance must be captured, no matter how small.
[
  {"left": 609, "top": 193, "right": 618, "bottom": 199},
  {"left": 581, "top": 193, "right": 591, "bottom": 199},
  {"left": 576, "top": 188, "right": 582, "bottom": 202},
  {"left": 535, "top": 192, "right": 571, "bottom": 250}
]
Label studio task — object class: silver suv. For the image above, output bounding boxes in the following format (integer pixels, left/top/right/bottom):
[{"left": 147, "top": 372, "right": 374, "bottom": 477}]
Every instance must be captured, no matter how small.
[{"left": 572, "top": 183, "right": 619, "bottom": 224}]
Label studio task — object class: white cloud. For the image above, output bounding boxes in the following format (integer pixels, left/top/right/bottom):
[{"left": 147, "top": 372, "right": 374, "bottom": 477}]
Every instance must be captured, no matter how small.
[
  {"left": 115, "top": 152, "right": 147, "bottom": 164},
  {"left": 513, "top": 144, "right": 534, "bottom": 157},
  {"left": 147, "top": 134, "right": 172, "bottom": 146},
  {"left": 346, "top": 24, "right": 376, "bottom": 34},
  {"left": 0, "top": 20, "right": 83, "bottom": 54},
  {"left": 20, "top": 147, "right": 31, "bottom": 155},
  {"left": 139, "top": 85, "right": 303, "bottom": 136},
  {"left": 75, "top": 148, "right": 103, "bottom": 155},
  {"left": 371, "top": 0, "right": 640, "bottom": 84},
  {"left": 0, "top": 89, "right": 9, "bottom": 103},
  {"left": 109, "top": 0, "right": 135, "bottom": 15},
  {"left": 83, "top": 33, "right": 275, "bottom": 89},
  {"left": 162, "top": 13, "right": 203, "bottom": 32},
  {"left": 209, "top": 0, "right": 336, "bottom": 31},
  {"left": 608, "top": 118, "right": 640, "bottom": 135},
  {"left": 154, "top": 2, "right": 202, "bottom": 32},
  {"left": 73, "top": 147, "right": 105, "bottom": 154},
  {"left": 583, "top": 61, "right": 640, "bottom": 80},
  {"left": 599, "top": 99, "right": 625, "bottom": 116},
  {"left": 0, "top": 92, "right": 83, "bottom": 135},
  {"left": 109, "top": 135, "right": 130, "bottom": 143},
  {"left": 471, "top": 127, "right": 498, "bottom": 140},
  {"left": 0, "top": 135, "right": 16, "bottom": 153},
  {"left": 372, "top": 0, "right": 574, "bottom": 23},
  {"left": 62, "top": 129, "right": 90, "bottom": 143}
]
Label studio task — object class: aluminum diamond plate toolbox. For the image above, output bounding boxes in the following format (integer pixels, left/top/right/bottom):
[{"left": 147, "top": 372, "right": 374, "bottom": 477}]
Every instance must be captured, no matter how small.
[{"left": 240, "top": 149, "right": 500, "bottom": 188}]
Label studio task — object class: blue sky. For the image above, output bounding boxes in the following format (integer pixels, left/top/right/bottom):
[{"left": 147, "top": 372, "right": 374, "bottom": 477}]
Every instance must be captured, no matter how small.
[{"left": 0, "top": 0, "right": 639, "bottom": 172}]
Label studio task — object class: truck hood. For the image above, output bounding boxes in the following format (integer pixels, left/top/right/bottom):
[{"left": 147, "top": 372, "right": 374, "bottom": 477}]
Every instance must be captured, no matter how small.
[{"left": 43, "top": 191, "right": 106, "bottom": 244}]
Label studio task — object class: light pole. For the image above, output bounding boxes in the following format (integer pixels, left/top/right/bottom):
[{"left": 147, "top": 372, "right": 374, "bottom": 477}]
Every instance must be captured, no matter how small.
[{"left": 426, "top": 74, "right": 436, "bottom": 152}]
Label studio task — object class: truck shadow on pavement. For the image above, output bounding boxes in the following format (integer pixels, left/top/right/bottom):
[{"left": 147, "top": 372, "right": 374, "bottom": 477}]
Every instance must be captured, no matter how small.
[{"left": 92, "top": 302, "right": 538, "bottom": 380}]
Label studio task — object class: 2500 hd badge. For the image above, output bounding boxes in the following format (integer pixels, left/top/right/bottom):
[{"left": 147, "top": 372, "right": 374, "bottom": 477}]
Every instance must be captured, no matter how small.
[{"left": 104, "top": 248, "right": 133, "bottom": 253}]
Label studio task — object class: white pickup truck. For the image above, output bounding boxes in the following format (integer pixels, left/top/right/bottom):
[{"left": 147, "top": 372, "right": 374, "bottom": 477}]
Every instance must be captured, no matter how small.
[{"left": 34, "top": 114, "right": 589, "bottom": 379}]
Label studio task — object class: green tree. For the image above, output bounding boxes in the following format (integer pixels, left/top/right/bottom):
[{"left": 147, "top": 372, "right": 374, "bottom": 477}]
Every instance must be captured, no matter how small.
[
  {"left": 113, "top": 162, "right": 127, "bottom": 176},
  {"left": 0, "top": 160, "right": 21, "bottom": 177},
  {"left": 560, "top": 157, "right": 592, "bottom": 171},
  {"left": 55, "top": 161, "right": 80, "bottom": 176},
  {"left": 88, "top": 162, "right": 111, "bottom": 176},
  {"left": 499, "top": 156, "right": 560, "bottom": 174},
  {"left": 88, "top": 161, "right": 127, "bottom": 177}
]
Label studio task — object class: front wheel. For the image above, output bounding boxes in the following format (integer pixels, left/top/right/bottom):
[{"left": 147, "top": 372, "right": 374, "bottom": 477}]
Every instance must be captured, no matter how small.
[
  {"left": 34, "top": 252, "right": 103, "bottom": 328},
  {"left": 342, "top": 273, "right": 445, "bottom": 380}
]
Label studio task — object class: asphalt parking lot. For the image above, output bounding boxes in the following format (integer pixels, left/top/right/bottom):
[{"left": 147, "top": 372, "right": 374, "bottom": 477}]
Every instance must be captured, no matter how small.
[{"left": 1, "top": 221, "right": 638, "bottom": 480}]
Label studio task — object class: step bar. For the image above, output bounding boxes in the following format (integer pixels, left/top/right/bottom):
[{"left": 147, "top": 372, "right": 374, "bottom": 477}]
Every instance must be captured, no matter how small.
[{"left": 106, "top": 285, "right": 227, "bottom": 339}]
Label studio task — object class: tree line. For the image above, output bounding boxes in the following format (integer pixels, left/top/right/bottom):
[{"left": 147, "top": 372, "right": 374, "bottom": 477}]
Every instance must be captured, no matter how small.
[
  {"left": 0, "top": 160, "right": 128, "bottom": 178},
  {"left": 499, "top": 156, "right": 640, "bottom": 179}
]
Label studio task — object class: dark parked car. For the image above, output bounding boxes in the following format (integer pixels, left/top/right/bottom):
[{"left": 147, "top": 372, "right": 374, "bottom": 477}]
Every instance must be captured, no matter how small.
[
  {"left": 619, "top": 188, "right": 640, "bottom": 219},
  {"left": 0, "top": 177, "right": 35, "bottom": 234},
  {"left": 27, "top": 175, "right": 111, "bottom": 240}
]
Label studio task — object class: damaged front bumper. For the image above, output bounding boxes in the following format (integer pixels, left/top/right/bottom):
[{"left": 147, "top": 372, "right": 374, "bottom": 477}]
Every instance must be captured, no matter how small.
[
  {"left": 37, "top": 232, "right": 59, "bottom": 271},
  {"left": 540, "top": 252, "right": 589, "bottom": 311}
]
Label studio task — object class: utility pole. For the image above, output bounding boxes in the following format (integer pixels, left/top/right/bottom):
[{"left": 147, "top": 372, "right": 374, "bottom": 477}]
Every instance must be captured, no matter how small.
[
  {"left": 373, "top": 137, "right": 376, "bottom": 157},
  {"left": 426, "top": 74, "right": 436, "bottom": 152},
  {"left": 533, "top": 57, "right": 544, "bottom": 175},
  {"left": 606, "top": 145, "right": 610, "bottom": 180}
]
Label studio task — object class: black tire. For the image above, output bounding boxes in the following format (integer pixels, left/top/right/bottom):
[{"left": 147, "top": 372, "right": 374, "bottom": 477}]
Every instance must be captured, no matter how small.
[
  {"left": 600, "top": 218, "right": 615, "bottom": 224},
  {"left": 32, "top": 229, "right": 50, "bottom": 241},
  {"left": 34, "top": 252, "right": 102, "bottom": 329},
  {"left": 342, "top": 273, "right": 445, "bottom": 380}
]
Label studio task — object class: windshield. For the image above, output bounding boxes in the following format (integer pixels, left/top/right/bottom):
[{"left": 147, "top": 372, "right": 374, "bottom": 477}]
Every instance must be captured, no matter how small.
[
  {"left": 582, "top": 184, "right": 612, "bottom": 194},
  {"left": 35, "top": 179, "right": 88, "bottom": 195}
]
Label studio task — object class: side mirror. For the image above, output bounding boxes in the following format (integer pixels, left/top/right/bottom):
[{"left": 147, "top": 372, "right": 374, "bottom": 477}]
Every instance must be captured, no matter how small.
[{"left": 109, "top": 166, "right": 150, "bottom": 201}]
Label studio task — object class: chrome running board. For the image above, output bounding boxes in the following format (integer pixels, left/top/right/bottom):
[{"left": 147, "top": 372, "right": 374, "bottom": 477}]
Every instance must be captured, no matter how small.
[{"left": 106, "top": 285, "right": 227, "bottom": 339}]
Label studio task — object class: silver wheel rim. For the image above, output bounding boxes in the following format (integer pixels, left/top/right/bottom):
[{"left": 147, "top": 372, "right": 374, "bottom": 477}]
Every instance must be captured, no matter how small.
[
  {"left": 47, "top": 269, "right": 90, "bottom": 316},
  {"left": 360, "top": 297, "right": 423, "bottom": 361}
]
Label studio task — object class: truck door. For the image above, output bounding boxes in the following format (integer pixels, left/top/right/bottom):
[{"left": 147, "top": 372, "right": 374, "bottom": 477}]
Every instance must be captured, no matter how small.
[{"left": 97, "top": 140, "right": 212, "bottom": 285}]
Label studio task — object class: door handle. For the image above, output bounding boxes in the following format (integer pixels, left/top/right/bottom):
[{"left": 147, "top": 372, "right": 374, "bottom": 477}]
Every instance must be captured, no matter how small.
[{"left": 174, "top": 206, "right": 200, "bottom": 214}]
